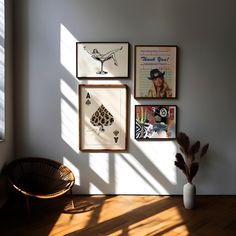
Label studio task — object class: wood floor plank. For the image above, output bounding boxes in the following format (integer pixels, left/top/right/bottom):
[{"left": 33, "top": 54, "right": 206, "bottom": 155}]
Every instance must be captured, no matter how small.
[{"left": 0, "top": 195, "right": 236, "bottom": 235}]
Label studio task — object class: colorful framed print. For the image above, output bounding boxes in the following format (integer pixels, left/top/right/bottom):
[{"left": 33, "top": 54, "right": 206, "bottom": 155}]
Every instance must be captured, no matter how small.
[
  {"left": 134, "top": 45, "right": 177, "bottom": 99},
  {"left": 76, "top": 42, "right": 129, "bottom": 79},
  {"left": 79, "top": 84, "right": 128, "bottom": 151},
  {"left": 135, "top": 105, "right": 177, "bottom": 140}
]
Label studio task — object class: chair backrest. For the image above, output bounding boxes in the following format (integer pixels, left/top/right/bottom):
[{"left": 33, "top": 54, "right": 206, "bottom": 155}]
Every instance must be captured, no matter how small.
[{"left": 4, "top": 157, "right": 75, "bottom": 199}]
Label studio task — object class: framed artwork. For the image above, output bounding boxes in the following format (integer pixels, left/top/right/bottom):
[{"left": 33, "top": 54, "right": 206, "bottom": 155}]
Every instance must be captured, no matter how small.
[
  {"left": 79, "top": 84, "right": 128, "bottom": 151},
  {"left": 135, "top": 105, "right": 177, "bottom": 140},
  {"left": 134, "top": 45, "right": 177, "bottom": 99},
  {"left": 76, "top": 42, "right": 129, "bottom": 79}
]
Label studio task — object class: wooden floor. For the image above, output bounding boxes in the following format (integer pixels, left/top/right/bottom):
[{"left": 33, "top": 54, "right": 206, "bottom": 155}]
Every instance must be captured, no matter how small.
[{"left": 0, "top": 194, "right": 236, "bottom": 236}]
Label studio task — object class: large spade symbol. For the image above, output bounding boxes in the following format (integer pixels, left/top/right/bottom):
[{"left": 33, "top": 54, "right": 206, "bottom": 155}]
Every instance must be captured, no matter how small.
[{"left": 90, "top": 104, "right": 114, "bottom": 132}]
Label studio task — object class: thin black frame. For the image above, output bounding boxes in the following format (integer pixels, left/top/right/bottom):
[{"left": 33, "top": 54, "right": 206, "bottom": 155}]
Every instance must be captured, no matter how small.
[
  {"left": 76, "top": 42, "right": 130, "bottom": 80},
  {"left": 134, "top": 105, "right": 177, "bottom": 141}
]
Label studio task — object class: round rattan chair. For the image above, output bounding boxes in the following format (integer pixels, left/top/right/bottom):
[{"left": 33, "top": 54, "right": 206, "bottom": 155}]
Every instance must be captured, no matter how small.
[{"left": 4, "top": 157, "right": 75, "bottom": 214}]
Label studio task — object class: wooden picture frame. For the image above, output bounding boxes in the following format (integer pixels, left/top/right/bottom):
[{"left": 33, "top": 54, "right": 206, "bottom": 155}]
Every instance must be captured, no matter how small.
[
  {"left": 134, "top": 45, "right": 177, "bottom": 99},
  {"left": 135, "top": 105, "right": 177, "bottom": 140},
  {"left": 76, "top": 42, "right": 130, "bottom": 79},
  {"left": 79, "top": 84, "right": 128, "bottom": 151}
]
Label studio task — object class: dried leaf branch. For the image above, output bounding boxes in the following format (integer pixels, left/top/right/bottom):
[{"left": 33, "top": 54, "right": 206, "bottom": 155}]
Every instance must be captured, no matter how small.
[{"left": 175, "top": 132, "right": 209, "bottom": 184}]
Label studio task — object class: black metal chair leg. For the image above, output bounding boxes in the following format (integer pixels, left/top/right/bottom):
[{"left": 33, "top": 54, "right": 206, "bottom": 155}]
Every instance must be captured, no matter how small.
[{"left": 70, "top": 189, "right": 75, "bottom": 209}]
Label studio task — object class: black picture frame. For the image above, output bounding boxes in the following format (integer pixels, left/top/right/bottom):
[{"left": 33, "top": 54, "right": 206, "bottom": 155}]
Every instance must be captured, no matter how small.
[
  {"left": 76, "top": 42, "right": 130, "bottom": 79},
  {"left": 135, "top": 105, "right": 177, "bottom": 140}
]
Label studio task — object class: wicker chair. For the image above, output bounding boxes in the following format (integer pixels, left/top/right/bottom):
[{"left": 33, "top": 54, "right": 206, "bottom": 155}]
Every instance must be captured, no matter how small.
[{"left": 4, "top": 157, "right": 75, "bottom": 213}]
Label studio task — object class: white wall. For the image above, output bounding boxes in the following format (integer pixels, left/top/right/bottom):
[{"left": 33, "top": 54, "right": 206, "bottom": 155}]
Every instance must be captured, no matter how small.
[
  {"left": 14, "top": 0, "right": 236, "bottom": 194},
  {"left": 0, "top": 0, "right": 14, "bottom": 206}
]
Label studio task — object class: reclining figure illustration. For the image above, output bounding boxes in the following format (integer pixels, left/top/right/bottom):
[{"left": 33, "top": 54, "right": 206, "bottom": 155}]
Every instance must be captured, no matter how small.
[{"left": 84, "top": 46, "right": 123, "bottom": 74}]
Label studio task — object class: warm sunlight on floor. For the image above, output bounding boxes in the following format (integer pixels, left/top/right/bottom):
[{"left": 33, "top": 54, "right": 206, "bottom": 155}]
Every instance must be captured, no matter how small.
[
  {"left": 48, "top": 196, "right": 188, "bottom": 236},
  {"left": 1, "top": 195, "right": 236, "bottom": 235}
]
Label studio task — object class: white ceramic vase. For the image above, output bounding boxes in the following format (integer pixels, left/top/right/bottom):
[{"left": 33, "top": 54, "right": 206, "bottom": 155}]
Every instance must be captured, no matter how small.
[{"left": 183, "top": 182, "right": 196, "bottom": 209}]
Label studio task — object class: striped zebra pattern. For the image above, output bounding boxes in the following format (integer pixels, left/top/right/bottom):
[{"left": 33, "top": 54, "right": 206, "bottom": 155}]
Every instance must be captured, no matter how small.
[{"left": 135, "top": 120, "right": 152, "bottom": 139}]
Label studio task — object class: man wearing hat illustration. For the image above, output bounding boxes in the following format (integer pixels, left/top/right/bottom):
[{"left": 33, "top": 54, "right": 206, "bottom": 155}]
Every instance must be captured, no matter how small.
[{"left": 147, "top": 68, "right": 172, "bottom": 98}]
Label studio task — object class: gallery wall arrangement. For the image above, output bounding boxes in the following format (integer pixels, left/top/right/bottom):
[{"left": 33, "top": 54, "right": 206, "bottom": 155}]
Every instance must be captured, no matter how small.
[
  {"left": 13, "top": 0, "right": 236, "bottom": 196},
  {"left": 76, "top": 42, "right": 178, "bottom": 151}
]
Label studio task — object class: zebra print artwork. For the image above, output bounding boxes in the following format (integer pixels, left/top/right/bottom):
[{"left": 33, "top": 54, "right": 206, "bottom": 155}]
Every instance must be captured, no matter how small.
[
  {"left": 135, "top": 105, "right": 177, "bottom": 140},
  {"left": 135, "top": 121, "right": 150, "bottom": 139}
]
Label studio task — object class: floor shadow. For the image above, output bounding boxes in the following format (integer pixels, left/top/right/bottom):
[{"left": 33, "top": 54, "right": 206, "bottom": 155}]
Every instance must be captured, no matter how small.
[
  {"left": 62, "top": 194, "right": 111, "bottom": 215},
  {"left": 0, "top": 192, "right": 69, "bottom": 236},
  {"left": 2, "top": 194, "right": 236, "bottom": 235}
]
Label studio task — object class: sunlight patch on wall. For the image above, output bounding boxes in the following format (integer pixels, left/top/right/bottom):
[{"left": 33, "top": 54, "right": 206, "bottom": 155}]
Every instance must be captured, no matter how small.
[
  {"left": 61, "top": 98, "right": 78, "bottom": 152},
  {"left": 89, "top": 183, "right": 104, "bottom": 194},
  {"left": 114, "top": 140, "right": 178, "bottom": 194},
  {"left": 63, "top": 157, "right": 80, "bottom": 186},
  {"left": 60, "top": 79, "right": 78, "bottom": 108},
  {"left": 60, "top": 79, "right": 78, "bottom": 152},
  {"left": 89, "top": 153, "right": 109, "bottom": 184},
  {"left": 140, "top": 141, "right": 178, "bottom": 185},
  {"left": 60, "top": 24, "right": 77, "bottom": 77},
  {"left": 116, "top": 154, "right": 166, "bottom": 194}
]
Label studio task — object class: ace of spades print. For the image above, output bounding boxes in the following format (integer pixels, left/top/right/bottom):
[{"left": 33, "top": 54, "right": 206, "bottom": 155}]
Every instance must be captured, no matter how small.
[
  {"left": 79, "top": 85, "right": 127, "bottom": 151},
  {"left": 90, "top": 104, "right": 114, "bottom": 132},
  {"left": 83, "top": 88, "right": 120, "bottom": 144}
]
